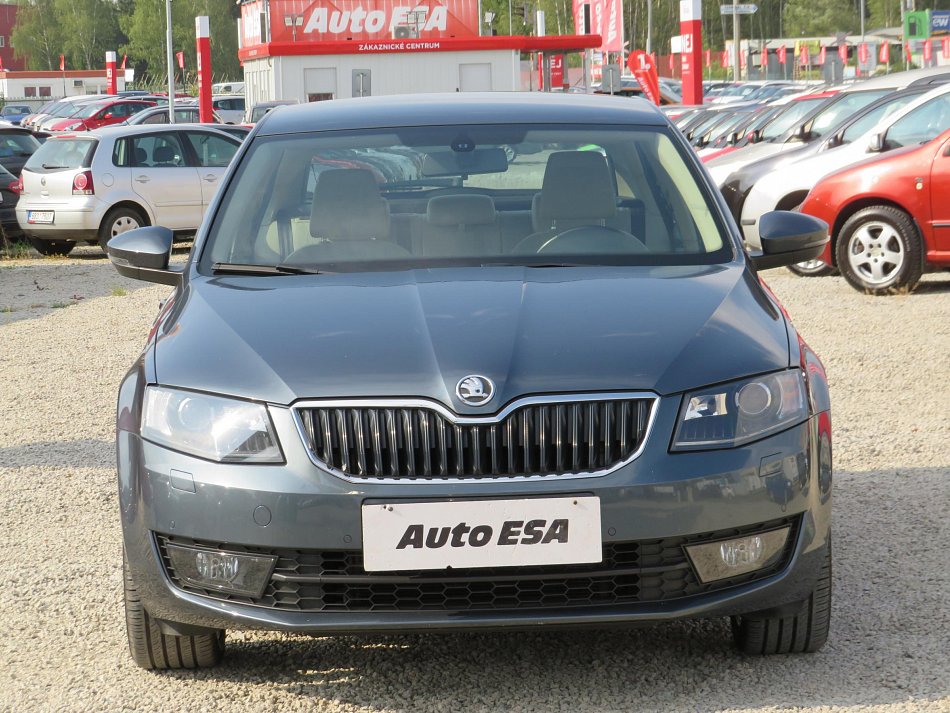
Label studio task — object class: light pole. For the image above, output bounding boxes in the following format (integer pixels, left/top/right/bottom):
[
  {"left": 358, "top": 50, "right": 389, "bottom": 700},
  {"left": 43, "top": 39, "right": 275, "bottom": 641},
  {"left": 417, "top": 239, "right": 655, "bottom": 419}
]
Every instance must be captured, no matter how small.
[
  {"left": 284, "top": 14, "right": 304, "bottom": 41},
  {"left": 166, "top": 0, "right": 176, "bottom": 123}
]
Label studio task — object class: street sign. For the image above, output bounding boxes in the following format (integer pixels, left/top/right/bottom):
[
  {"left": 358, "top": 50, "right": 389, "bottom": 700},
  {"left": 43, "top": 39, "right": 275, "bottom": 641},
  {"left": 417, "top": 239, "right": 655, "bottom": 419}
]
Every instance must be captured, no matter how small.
[
  {"left": 601, "top": 64, "right": 622, "bottom": 93},
  {"left": 720, "top": 4, "right": 757, "bottom": 14}
]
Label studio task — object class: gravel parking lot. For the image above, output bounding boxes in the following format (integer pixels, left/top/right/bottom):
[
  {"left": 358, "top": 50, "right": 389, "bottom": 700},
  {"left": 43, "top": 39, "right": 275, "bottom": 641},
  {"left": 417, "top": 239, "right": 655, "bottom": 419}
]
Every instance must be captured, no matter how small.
[{"left": 1, "top": 245, "right": 948, "bottom": 712}]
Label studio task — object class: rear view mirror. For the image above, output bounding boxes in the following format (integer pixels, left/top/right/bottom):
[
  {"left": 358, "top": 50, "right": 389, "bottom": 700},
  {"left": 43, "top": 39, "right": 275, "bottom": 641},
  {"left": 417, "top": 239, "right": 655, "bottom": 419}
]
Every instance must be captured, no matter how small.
[
  {"left": 749, "top": 211, "right": 828, "bottom": 271},
  {"left": 422, "top": 148, "right": 508, "bottom": 177},
  {"left": 107, "top": 226, "right": 181, "bottom": 286}
]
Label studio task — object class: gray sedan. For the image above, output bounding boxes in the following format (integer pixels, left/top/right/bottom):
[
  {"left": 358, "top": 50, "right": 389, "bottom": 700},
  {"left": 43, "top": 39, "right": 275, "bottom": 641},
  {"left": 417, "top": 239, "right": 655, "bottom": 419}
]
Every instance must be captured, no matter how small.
[{"left": 108, "top": 93, "right": 833, "bottom": 669}]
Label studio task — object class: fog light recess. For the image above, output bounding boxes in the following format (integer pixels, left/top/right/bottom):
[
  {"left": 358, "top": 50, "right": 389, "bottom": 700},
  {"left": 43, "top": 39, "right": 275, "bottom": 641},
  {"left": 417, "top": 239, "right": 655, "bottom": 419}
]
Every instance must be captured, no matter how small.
[
  {"left": 685, "top": 527, "right": 790, "bottom": 583},
  {"left": 165, "top": 544, "right": 276, "bottom": 598}
]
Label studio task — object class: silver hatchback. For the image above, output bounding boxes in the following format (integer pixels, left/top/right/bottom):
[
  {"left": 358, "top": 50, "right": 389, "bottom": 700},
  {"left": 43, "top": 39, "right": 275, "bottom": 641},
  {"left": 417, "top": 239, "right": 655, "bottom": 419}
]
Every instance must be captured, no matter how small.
[{"left": 16, "top": 125, "right": 240, "bottom": 255}]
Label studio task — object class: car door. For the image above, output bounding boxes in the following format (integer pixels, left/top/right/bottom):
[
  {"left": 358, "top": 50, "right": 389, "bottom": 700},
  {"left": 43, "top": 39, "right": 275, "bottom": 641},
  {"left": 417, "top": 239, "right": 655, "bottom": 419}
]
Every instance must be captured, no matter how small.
[
  {"left": 181, "top": 130, "right": 240, "bottom": 209},
  {"left": 127, "top": 131, "right": 202, "bottom": 229},
  {"left": 929, "top": 134, "right": 950, "bottom": 252}
]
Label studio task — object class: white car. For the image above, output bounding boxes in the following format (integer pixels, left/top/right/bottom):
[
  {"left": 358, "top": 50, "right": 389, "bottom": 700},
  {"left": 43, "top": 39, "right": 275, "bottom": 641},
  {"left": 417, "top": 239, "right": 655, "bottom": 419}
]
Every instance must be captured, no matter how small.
[
  {"left": 211, "top": 95, "right": 245, "bottom": 124},
  {"left": 16, "top": 124, "right": 240, "bottom": 255},
  {"left": 740, "top": 82, "right": 950, "bottom": 248}
]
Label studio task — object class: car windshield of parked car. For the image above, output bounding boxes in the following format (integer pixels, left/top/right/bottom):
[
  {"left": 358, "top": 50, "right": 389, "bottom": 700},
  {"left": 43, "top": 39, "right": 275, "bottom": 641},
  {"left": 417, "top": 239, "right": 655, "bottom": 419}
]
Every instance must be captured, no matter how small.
[
  {"left": 884, "top": 93, "right": 950, "bottom": 148},
  {"left": 24, "top": 138, "right": 96, "bottom": 171},
  {"left": 839, "top": 93, "right": 920, "bottom": 145},
  {"left": 807, "top": 89, "right": 891, "bottom": 138},
  {"left": 203, "top": 124, "right": 731, "bottom": 273},
  {"left": 0, "top": 132, "right": 40, "bottom": 156},
  {"left": 760, "top": 97, "right": 828, "bottom": 140},
  {"left": 76, "top": 103, "right": 109, "bottom": 118}
]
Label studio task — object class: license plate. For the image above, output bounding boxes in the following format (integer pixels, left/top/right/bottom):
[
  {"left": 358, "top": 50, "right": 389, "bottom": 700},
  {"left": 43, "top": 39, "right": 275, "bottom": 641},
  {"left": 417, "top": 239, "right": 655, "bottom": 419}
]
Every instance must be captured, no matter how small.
[
  {"left": 27, "top": 210, "right": 54, "bottom": 224},
  {"left": 361, "top": 496, "right": 602, "bottom": 572}
]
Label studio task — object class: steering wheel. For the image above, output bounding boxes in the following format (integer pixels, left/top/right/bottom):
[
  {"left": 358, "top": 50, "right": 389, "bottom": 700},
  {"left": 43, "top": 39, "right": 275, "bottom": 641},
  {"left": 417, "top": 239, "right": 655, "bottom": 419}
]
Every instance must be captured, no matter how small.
[{"left": 536, "top": 226, "right": 649, "bottom": 255}]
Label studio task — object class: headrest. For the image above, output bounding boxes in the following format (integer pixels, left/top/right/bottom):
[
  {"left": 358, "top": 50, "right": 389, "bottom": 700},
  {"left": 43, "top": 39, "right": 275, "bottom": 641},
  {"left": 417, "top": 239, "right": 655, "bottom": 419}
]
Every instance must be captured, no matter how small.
[
  {"left": 536, "top": 151, "right": 616, "bottom": 222},
  {"left": 426, "top": 195, "right": 496, "bottom": 226},
  {"left": 154, "top": 145, "right": 176, "bottom": 163},
  {"left": 134, "top": 147, "right": 147, "bottom": 164},
  {"left": 310, "top": 168, "right": 390, "bottom": 240}
]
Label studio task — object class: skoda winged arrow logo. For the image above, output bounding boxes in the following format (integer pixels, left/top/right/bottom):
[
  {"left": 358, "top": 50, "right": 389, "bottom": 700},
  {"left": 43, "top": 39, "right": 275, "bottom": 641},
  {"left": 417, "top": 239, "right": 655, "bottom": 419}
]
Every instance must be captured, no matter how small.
[{"left": 456, "top": 375, "right": 494, "bottom": 406}]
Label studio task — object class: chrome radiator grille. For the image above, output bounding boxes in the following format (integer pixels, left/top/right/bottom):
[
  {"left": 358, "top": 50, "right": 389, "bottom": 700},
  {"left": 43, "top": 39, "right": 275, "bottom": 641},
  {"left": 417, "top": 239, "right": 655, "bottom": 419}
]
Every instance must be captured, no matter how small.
[{"left": 295, "top": 396, "right": 654, "bottom": 480}]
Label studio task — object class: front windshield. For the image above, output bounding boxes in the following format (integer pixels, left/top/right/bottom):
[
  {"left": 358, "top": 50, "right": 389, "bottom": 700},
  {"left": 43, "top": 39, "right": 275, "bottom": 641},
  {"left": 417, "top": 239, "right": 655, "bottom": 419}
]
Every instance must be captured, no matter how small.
[
  {"left": 77, "top": 103, "right": 107, "bottom": 118},
  {"left": 807, "top": 90, "right": 890, "bottom": 138},
  {"left": 840, "top": 94, "right": 919, "bottom": 144},
  {"left": 760, "top": 97, "right": 827, "bottom": 140},
  {"left": 203, "top": 125, "right": 731, "bottom": 273}
]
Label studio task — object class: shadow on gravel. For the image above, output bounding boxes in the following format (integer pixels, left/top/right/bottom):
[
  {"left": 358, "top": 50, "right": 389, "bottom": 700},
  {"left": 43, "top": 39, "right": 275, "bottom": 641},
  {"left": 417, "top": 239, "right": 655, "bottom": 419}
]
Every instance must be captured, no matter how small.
[
  {"left": 152, "top": 467, "right": 950, "bottom": 711},
  {"left": 0, "top": 439, "right": 114, "bottom": 469}
]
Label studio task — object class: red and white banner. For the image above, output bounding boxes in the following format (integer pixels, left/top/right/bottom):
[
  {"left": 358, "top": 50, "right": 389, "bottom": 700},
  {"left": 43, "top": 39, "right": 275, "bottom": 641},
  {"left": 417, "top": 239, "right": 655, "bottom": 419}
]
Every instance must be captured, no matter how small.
[
  {"left": 720, "top": 50, "right": 728, "bottom": 68},
  {"left": 799, "top": 44, "right": 809, "bottom": 66},
  {"left": 858, "top": 43, "right": 869, "bottom": 64},
  {"left": 818, "top": 46, "right": 826, "bottom": 64},
  {"left": 538, "top": 53, "right": 565, "bottom": 89},
  {"left": 572, "top": 0, "right": 623, "bottom": 52},
  {"left": 879, "top": 41, "right": 890, "bottom": 63},
  {"left": 176, "top": 50, "right": 185, "bottom": 69},
  {"left": 243, "top": 0, "right": 480, "bottom": 45},
  {"left": 760, "top": 47, "right": 767, "bottom": 68},
  {"left": 59, "top": 54, "right": 65, "bottom": 71},
  {"left": 838, "top": 44, "right": 848, "bottom": 63},
  {"left": 627, "top": 49, "right": 659, "bottom": 105},
  {"left": 943, "top": 37, "right": 950, "bottom": 59},
  {"left": 704, "top": 48, "right": 711, "bottom": 68},
  {"left": 923, "top": 39, "right": 933, "bottom": 63},
  {"left": 106, "top": 51, "right": 117, "bottom": 94},
  {"left": 777, "top": 44, "right": 786, "bottom": 64}
]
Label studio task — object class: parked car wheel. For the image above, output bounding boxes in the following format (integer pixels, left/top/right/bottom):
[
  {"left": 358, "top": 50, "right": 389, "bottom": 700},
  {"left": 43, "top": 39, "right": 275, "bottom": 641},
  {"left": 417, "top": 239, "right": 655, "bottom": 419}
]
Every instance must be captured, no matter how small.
[
  {"left": 123, "top": 552, "right": 225, "bottom": 670},
  {"left": 836, "top": 206, "right": 923, "bottom": 294},
  {"left": 787, "top": 259, "right": 836, "bottom": 277},
  {"left": 731, "top": 541, "right": 832, "bottom": 654},
  {"left": 99, "top": 207, "right": 146, "bottom": 253},
  {"left": 28, "top": 237, "right": 74, "bottom": 256}
]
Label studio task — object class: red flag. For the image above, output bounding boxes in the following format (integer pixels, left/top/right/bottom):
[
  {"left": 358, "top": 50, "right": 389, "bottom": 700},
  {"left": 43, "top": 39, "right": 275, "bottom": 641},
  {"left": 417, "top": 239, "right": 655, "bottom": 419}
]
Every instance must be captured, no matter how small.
[
  {"left": 904, "top": 42, "right": 912, "bottom": 62},
  {"left": 720, "top": 50, "right": 728, "bottom": 68},
  {"left": 777, "top": 44, "right": 786, "bottom": 64},
  {"left": 923, "top": 39, "right": 933, "bottom": 63},
  {"left": 176, "top": 51, "right": 185, "bottom": 70},
  {"left": 818, "top": 46, "right": 826, "bottom": 64},
  {"left": 799, "top": 44, "right": 810, "bottom": 67},
  {"left": 858, "top": 43, "right": 869, "bottom": 64},
  {"left": 0, "top": 56, "right": 4, "bottom": 71},
  {"left": 838, "top": 44, "right": 848, "bottom": 63},
  {"left": 59, "top": 54, "right": 65, "bottom": 71},
  {"left": 879, "top": 42, "right": 890, "bottom": 63},
  {"left": 120, "top": 54, "right": 127, "bottom": 71},
  {"left": 669, "top": 54, "right": 674, "bottom": 72},
  {"left": 943, "top": 37, "right": 950, "bottom": 59},
  {"left": 760, "top": 47, "right": 768, "bottom": 68},
  {"left": 704, "top": 48, "right": 711, "bottom": 69},
  {"left": 740, "top": 51, "right": 746, "bottom": 68}
]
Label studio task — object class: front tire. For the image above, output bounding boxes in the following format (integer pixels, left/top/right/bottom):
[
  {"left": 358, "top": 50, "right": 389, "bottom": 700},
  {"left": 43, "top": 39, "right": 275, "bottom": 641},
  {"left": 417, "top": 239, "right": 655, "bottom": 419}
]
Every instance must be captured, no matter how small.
[
  {"left": 731, "top": 541, "right": 832, "bottom": 655},
  {"left": 787, "top": 259, "right": 836, "bottom": 277},
  {"left": 123, "top": 553, "right": 225, "bottom": 670},
  {"left": 836, "top": 206, "right": 923, "bottom": 294},
  {"left": 99, "top": 207, "right": 146, "bottom": 253}
]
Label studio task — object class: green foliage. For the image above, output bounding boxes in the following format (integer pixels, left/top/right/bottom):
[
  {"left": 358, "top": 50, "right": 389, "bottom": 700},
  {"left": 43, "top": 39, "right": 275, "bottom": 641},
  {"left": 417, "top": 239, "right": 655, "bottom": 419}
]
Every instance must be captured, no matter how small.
[
  {"left": 11, "top": 0, "right": 64, "bottom": 70},
  {"left": 784, "top": 0, "right": 858, "bottom": 38}
]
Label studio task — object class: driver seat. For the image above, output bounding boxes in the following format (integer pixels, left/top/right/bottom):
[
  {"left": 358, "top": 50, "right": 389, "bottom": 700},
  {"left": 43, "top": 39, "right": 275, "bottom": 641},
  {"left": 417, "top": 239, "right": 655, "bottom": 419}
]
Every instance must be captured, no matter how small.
[{"left": 515, "top": 151, "right": 619, "bottom": 253}]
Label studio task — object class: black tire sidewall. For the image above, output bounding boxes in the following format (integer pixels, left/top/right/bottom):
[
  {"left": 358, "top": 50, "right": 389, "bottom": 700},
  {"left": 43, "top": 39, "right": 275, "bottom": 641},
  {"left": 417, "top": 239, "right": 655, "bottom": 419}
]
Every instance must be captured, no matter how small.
[{"left": 99, "top": 207, "right": 146, "bottom": 252}]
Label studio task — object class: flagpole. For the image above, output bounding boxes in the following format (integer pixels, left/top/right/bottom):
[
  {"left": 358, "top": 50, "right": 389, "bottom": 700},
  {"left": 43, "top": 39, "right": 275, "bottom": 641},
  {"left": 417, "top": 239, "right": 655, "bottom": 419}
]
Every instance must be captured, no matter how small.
[{"left": 166, "top": 0, "right": 176, "bottom": 123}]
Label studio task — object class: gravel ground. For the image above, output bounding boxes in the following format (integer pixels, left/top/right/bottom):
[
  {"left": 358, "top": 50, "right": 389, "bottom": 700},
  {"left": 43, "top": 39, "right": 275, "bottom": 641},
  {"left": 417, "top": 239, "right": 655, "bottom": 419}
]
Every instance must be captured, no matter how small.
[{"left": 1, "top": 245, "right": 948, "bottom": 712}]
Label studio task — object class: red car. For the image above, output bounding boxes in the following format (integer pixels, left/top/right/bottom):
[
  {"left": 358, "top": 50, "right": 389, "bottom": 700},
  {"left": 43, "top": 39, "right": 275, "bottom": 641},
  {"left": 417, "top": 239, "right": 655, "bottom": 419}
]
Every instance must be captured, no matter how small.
[
  {"left": 46, "top": 99, "right": 155, "bottom": 132},
  {"left": 801, "top": 126, "right": 950, "bottom": 294}
]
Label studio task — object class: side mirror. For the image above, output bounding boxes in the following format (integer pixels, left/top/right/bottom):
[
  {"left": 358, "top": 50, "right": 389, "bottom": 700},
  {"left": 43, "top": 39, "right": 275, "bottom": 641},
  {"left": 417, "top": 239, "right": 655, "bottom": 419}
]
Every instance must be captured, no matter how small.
[
  {"left": 867, "top": 133, "right": 885, "bottom": 153},
  {"left": 750, "top": 129, "right": 763, "bottom": 144},
  {"left": 102, "top": 112, "right": 114, "bottom": 119},
  {"left": 728, "top": 131, "right": 740, "bottom": 145},
  {"left": 107, "top": 226, "right": 181, "bottom": 286},
  {"left": 749, "top": 211, "right": 829, "bottom": 271}
]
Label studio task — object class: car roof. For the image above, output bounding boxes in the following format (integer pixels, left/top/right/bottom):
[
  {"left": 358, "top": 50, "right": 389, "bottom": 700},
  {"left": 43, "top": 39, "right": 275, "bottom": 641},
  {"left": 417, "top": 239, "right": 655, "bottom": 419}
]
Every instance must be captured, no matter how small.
[
  {"left": 257, "top": 93, "right": 667, "bottom": 136},
  {"left": 854, "top": 65, "right": 950, "bottom": 90}
]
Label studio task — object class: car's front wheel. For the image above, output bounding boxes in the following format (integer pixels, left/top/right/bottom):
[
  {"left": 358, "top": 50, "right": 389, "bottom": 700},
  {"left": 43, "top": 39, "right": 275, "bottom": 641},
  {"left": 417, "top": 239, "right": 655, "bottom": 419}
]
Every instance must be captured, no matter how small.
[
  {"left": 787, "top": 259, "right": 836, "bottom": 277},
  {"left": 730, "top": 541, "right": 832, "bottom": 655},
  {"left": 123, "top": 553, "right": 225, "bottom": 669},
  {"left": 28, "top": 237, "right": 75, "bottom": 256},
  {"left": 836, "top": 206, "right": 923, "bottom": 294},
  {"left": 99, "top": 207, "right": 146, "bottom": 253}
]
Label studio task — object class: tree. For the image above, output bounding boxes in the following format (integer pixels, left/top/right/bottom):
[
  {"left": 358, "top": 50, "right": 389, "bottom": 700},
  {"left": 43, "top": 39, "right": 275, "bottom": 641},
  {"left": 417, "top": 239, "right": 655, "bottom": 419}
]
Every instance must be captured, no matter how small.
[
  {"left": 784, "top": 0, "right": 858, "bottom": 38},
  {"left": 55, "top": 0, "right": 122, "bottom": 70},
  {"left": 11, "top": 0, "right": 64, "bottom": 71}
]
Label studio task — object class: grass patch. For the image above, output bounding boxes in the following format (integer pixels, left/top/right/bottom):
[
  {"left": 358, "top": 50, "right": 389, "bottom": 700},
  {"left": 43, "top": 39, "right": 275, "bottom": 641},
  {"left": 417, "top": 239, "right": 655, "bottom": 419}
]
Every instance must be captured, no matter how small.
[
  {"left": 110, "top": 286, "right": 129, "bottom": 297},
  {"left": 0, "top": 306, "right": 13, "bottom": 313},
  {"left": 0, "top": 241, "right": 33, "bottom": 260},
  {"left": 51, "top": 302, "right": 71, "bottom": 309}
]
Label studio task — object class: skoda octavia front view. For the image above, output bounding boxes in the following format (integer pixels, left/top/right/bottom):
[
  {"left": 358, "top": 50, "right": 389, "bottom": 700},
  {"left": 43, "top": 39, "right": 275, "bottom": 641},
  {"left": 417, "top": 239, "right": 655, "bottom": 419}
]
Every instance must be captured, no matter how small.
[{"left": 110, "top": 93, "right": 833, "bottom": 669}]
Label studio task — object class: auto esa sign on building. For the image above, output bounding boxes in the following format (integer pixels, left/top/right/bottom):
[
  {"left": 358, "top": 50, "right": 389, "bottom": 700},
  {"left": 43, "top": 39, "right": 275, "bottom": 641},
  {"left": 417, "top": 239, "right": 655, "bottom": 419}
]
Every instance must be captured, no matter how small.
[{"left": 241, "top": 0, "right": 479, "bottom": 45}]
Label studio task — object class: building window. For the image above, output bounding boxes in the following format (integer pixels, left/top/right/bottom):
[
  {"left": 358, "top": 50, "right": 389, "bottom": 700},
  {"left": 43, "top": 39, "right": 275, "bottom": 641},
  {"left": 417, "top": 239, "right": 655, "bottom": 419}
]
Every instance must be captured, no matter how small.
[
  {"left": 0, "top": 36, "right": 5, "bottom": 47},
  {"left": 24, "top": 87, "right": 36, "bottom": 97},
  {"left": 39, "top": 86, "right": 52, "bottom": 97}
]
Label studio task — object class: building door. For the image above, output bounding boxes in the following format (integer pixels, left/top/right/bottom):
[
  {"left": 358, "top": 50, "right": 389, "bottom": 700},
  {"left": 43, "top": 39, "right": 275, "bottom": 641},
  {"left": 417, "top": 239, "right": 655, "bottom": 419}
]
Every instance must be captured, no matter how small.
[
  {"left": 305, "top": 68, "right": 337, "bottom": 101},
  {"left": 459, "top": 64, "right": 492, "bottom": 92}
]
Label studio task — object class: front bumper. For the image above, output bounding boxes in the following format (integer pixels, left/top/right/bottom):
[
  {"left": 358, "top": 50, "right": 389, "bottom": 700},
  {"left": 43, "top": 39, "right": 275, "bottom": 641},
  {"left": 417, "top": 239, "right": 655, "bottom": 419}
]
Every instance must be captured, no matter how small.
[{"left": 119, "top": 396, "right": 832, "bottom": 635}]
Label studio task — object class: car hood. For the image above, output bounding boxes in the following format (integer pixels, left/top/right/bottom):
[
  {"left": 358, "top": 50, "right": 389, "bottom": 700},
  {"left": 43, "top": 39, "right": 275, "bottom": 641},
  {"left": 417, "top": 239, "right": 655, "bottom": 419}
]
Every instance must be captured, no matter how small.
[
  {"left": 153, "top": 265, "right": 790, "bottom": 409},
  {"left": 706, "top": 142, "right": 795, "bottom": 186}
]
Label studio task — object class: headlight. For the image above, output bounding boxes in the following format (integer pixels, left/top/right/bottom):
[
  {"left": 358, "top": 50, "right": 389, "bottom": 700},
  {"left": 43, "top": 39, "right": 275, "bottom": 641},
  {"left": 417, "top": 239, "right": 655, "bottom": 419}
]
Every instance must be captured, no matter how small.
[
  {"left": 142, "top": 386, "right": 283, "bottom": 463},
  {"left": 672, "top": 370, "right": 808, "bottom": 450}
]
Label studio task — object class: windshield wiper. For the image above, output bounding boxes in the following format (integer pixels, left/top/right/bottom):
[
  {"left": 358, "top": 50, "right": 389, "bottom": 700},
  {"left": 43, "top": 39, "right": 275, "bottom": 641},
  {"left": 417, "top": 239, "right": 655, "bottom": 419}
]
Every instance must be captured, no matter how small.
[
  {"left": 41, "top": 163, "right": 68, "bottom": 169},
  {"left": 211, "top": 262, "right": 332, "bottom": 276},
  {"left": 479, "top": 262, "right": 589, "bottom": 268}
]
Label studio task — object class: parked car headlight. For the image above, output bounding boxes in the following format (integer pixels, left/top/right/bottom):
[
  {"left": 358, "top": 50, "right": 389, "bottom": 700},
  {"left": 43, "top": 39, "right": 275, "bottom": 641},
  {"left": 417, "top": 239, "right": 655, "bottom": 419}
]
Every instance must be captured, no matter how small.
[
  {"left": 672, "top": 370, "right": 808, "bottom": 450},
  {"left": 142, "top": 386, "right": 283, "bottom": 463}
]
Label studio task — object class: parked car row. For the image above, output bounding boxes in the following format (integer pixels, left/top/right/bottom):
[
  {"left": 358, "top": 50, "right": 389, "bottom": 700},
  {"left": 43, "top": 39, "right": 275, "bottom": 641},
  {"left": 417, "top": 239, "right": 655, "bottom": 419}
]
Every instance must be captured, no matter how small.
[{"left": 672, "top": 66, "right": 950, "bottom": 292}]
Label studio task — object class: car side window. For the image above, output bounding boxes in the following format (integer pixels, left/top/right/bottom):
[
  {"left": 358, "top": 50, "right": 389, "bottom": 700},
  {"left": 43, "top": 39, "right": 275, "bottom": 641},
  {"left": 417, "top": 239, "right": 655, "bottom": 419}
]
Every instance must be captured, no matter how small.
[
  {"left": 184, "top": 131, "right": 238, "bottom": 168},
  {"left": 129, "top": 133, "right": 187, "bottom": 168},
  {"left": 885, "top": 94, "right": 950, "bottom": 149},
  {"left": 143, "top": 112, "right": 167, "bottom": 124},
  {"left": 113, "top": 138, "right": 129, "bottom": 167}
]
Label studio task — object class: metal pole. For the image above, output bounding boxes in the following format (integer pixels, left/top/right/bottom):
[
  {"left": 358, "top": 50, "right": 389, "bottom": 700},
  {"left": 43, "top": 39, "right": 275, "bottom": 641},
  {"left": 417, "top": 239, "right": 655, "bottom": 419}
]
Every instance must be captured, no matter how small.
[
  {"left": 732, "top": 0, "right": 740, "bottom": 82},
  {"left": 646, "top": 0, "right": 652, "bottom": 55},
  {"left": 508, "top": 0, "right": 512, "bottom": 34},
  {"left": 166, "top": 0, "right": 176, "bottom": 123}
]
